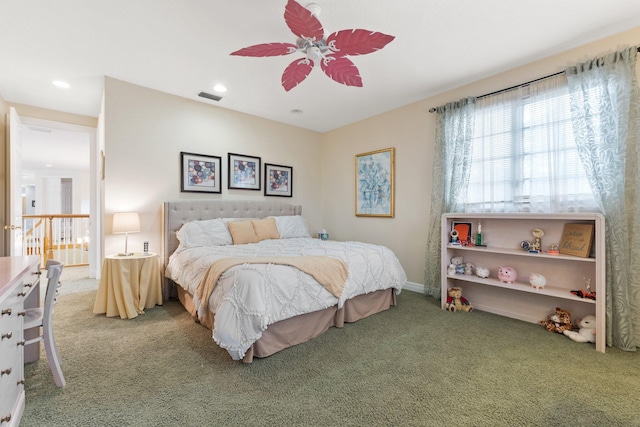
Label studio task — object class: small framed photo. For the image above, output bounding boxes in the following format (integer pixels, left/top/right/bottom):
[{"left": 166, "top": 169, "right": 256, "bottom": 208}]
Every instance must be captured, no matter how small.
[
  {"left": 180, "top": 151, "right": 221, "bottom": 193},
  {"left": 228, "top": 152, "right": 261, "bottom": 190},
  {"left": 451, "top": 221, "right": 473, "bottom": 243},
  {"left": 264, "top": 163, "right": 293, "bottom": 197}
]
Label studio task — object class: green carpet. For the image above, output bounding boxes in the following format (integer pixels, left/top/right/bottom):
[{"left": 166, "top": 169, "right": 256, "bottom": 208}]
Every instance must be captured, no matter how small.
[{"left": 21, "top": 281, "right": 640, "bottom": 427}]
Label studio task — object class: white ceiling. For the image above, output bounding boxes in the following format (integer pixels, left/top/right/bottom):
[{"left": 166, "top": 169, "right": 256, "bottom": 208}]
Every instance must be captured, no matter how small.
[
  {"left": 2, "top": 0, "right": 640, "bottom": 149},
  {"left": 21, "top": 125, "right": 90, "bottom": 181}
]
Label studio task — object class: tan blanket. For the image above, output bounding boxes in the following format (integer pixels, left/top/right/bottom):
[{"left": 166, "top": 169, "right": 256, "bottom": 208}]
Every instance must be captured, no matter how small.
[{"left": 196, "top": 256, "right": 348, "bottom": 312}]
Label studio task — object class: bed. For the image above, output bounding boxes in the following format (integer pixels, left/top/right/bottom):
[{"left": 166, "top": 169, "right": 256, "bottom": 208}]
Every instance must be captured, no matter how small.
[{"left": 162, "top": 200, "right": 407, "bottom": 363}]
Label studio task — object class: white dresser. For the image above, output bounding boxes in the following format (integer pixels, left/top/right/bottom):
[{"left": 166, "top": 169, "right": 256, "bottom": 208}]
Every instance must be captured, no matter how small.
[{"left": 0, "top": 256, "right": 41, "bottom": 426}]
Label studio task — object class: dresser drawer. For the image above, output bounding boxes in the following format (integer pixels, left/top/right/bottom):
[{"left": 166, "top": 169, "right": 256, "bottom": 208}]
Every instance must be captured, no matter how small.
[
  {"left": 0, "top": 340, "right": 22, "bottom": 404},
  {"left": 0, "top": 256, "right": 39, "bottom": 427}
]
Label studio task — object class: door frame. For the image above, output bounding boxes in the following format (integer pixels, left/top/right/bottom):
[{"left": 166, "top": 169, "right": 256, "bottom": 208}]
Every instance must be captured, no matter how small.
[{"left": 10, "top": 116, "right": 100, "bottom": 278}]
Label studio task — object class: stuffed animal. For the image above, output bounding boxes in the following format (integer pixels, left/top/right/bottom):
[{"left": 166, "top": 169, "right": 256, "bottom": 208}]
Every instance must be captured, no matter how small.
[
  {"left": 450, "top": 256, "right": 465, "bottom": 274},
  {"left": 447, "top": 264, "right": 456, "bottom": 275},
  {"left": 475, "top": 265, "right": 490, "bottom": 278},
  {"left": 563, "top": 315, "right": 596, "bottom": 343},
  {"left": 498, "top": 266, "right": 517, "bottom": 283},
  {"left": 450, "top": 256, "right": 464, "bottom": 266},
  {"left": 463, "top": 263, "right": 474, "bottom": 275},
  {"left": 540, "top": 307, "right": 574, "bottom": 333},
  {"left": 445, "top": 287, "right": 473, "bottom": 312},
  {"left": 529, "top": 273, "right": 547, "bottom": 289}
]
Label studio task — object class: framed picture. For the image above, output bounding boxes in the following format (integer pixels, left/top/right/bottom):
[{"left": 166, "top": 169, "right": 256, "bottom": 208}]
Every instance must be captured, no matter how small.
[
  {"left": 228, "top": 152, "right": 261, "bottom": 190},
  {"left": 355, "top": 147, "right": 395, "bottom": 217},
  {"left": 560, "top": 223, "right": 594, "bottom": 257},
  {"left": 451, "top": 221, "right": 473, "bottom": 243},
  {"left": 180, "top": 151, "right": 221, "bottom": 193},
  {"left": 264, "top": 163, "right": 293, "bottom": 197}
]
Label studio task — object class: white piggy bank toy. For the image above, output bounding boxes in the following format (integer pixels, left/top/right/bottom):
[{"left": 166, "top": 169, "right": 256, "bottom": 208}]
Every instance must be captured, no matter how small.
[
  {"left": 475, "top": 265, "right": 490, "bottom": 278},
  {"left": 529, "top": 273, "right": 547, "bottom": 289},
  {"left": 498, "top": 266, "right": 517, "bottom": 283}
]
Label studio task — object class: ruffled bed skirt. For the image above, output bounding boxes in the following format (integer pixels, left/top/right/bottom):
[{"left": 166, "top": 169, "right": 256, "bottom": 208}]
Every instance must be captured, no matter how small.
[{"left": 177, "top": 287, "right": 397, "bottom": 363}]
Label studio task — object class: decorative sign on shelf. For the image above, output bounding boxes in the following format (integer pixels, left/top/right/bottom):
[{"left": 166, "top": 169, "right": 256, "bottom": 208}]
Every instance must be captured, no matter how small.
[{"left": 559, "top": 223, "right": 594, "bottom": 257}]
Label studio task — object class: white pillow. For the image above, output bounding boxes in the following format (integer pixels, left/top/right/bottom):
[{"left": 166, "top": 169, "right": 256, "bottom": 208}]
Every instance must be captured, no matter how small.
[
  {"left": 176, "top": 218, "right": 233, "bottom": 247},
  {"left": 271, "top": 215, "right": 311, "bottom": 238}
]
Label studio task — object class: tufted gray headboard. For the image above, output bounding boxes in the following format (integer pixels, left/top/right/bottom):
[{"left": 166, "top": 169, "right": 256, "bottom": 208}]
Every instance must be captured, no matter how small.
[{"left": 162, "top": 199, "right": 302, "bottom": 299}]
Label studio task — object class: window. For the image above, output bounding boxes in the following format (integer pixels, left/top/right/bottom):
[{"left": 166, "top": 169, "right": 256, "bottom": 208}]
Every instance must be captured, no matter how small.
[{"left": 465, "top": 73, "right": 598, "bottom": 213}]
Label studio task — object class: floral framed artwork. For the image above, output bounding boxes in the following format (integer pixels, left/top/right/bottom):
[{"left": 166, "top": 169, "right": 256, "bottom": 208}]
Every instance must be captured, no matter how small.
[
  {"left": 264, "top": 163, "right": 293, "bottom": 197},
  {"left": 355, "top": 147, "right": 395, "bottom": 217},
  {"left": 180, "top": 151, "right": 221, "bottom": 193},
  {"left": 228, "top": 152, "right": 261, "bottom": 190}
]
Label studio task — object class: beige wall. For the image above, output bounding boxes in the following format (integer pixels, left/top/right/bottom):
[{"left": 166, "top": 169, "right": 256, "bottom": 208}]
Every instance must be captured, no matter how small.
[
  {"left": 4, "top": 27, "right": 639, "bottom": 284},
  {"left": 103, "top": 77, "right": 323, "bottom": 256},
  {"left": 321, "top": 27, "right": 640, "bottom": 285}
]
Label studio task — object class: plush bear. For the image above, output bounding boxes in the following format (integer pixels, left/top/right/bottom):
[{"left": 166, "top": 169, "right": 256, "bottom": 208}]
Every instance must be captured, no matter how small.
[
  {"left": 450, "top": 256, "right": 464, "bottom": 266},
  {"left": 445, "top": 287, "right": 473, "bottom": 312},
  {"left": 540, "top": 307, "right": 574, "bottom": 333},
  {"left": 563, "top": 315, "right": 596, "bottom": 343},
  {"left": 450, "top": 256, "right": 464, "bottom": 274}
]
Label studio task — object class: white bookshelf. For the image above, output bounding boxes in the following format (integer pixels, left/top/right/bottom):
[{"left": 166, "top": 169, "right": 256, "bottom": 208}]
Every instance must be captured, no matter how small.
[{"left": 441, "top": 213, "right": 606, "bottom": 352}]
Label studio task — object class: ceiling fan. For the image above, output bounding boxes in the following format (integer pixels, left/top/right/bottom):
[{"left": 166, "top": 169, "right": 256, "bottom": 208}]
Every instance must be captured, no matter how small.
[{"left": 230, "top": 0, "right": 395, "bottom": 91}]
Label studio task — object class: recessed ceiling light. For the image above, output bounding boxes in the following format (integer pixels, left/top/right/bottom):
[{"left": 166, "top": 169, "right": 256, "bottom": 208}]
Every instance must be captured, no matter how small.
[
  {"left": 52, "top": 80, "right": 70, "bottom": 89},
  {"left": 213, "top": 84, "right": 227, "bottom": 93},
  {"left": 45, "top": 164, "right": 53, "bottom": 168}
]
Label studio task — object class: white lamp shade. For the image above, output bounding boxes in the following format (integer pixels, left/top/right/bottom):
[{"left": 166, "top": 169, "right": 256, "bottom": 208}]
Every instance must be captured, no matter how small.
[{"left": 112, "top": 212, "right": 140, "bottom": 234}]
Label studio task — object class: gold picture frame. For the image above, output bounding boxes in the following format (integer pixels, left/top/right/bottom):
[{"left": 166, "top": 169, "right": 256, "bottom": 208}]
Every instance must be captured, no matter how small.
[{"left": 355, "top": 147, "right": 395, "bottom": 217}]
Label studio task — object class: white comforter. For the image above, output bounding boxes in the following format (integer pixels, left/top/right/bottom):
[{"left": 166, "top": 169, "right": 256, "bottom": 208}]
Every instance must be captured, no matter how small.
[{"left": 166, "top": 238, "right": 407, "bottom": 360}]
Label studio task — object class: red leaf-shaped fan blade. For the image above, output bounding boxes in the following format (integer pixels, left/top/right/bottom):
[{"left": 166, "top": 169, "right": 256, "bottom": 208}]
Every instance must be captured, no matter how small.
[
  {"left": 230, "top": 42, "right": 297, "bottom": 57},
  {"left": 320, "top": 56, "right": 362, "bottom": 87},
  {"left": 327, "top": 30, "right": 395, "bottom": 56},
  {"left": 284, "top": 0, "right": 324, "bottom": 40},
  {"left": 282, "top": 59, "right": 314, "bottom": 91}
]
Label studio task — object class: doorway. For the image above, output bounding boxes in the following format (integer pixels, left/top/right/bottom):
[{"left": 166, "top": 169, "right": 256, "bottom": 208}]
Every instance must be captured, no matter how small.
[{"left": 13, "top": 114, "right": 100, "bottom": 278}]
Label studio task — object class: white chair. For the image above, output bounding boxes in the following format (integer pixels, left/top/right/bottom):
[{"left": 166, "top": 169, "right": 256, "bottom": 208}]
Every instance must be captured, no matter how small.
[{"left": 23, "top": 260, "right": 66, "bottom": 387}]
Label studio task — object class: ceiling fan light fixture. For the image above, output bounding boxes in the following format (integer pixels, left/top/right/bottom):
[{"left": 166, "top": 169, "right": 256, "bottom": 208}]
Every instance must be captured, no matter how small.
[
  {"left": 230, "top": 0, "right": 394, "bottom": 92},
  {"left": 305, "top": 3, "right": 321, "bottom": 17}
]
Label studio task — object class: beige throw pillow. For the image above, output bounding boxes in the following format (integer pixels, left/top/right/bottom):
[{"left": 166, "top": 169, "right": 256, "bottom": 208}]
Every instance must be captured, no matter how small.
[
  {"left": 227, "top": 220, "right": 258, "bottom": 245},
  {"left": 252, "top": 218, "right": 280, "bottom": 241}
]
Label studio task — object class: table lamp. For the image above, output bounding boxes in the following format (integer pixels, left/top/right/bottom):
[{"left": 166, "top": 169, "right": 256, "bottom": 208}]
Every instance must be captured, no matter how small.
[{"left": 112, "top": 212, "right": 140, "bottom": 256}]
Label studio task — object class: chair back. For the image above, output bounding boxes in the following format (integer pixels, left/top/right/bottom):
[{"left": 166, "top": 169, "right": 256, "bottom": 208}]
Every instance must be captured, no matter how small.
[{"left": 43, "top": 261, "right": 64, "bottom": 321}]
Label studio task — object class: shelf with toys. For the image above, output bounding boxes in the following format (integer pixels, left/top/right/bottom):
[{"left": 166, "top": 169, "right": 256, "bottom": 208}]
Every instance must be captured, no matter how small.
[{"left": 441, "top": 213, "right": 605, "bottom": 352}]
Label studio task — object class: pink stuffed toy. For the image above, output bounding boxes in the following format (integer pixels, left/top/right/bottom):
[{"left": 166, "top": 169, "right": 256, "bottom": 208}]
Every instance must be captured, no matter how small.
[{"left": 498, "top": 266, "right": 517, "bottom": 283}]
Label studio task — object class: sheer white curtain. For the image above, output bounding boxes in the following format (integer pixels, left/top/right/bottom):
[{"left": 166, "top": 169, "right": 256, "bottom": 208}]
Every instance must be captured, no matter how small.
[
  {"left": 466, "top": 74, "right": 598, "bottom": 213},
  {"left": 566, "top": 46, "right": 640, "bottom": 350},
  {"left": 423, "top": 99, "right": 476, "bottom": 298}
]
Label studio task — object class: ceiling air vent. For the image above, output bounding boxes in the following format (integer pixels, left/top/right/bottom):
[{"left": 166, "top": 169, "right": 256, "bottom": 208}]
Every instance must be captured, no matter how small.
[{"left": 198, "top": 91, "right": 222, "bottom": 102}]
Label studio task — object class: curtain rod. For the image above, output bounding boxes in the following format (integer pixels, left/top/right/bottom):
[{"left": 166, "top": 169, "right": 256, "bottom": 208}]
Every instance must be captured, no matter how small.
[{"left": 428, "top": 46, "right": 640, "bottom": 113}]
